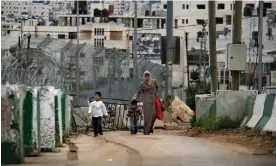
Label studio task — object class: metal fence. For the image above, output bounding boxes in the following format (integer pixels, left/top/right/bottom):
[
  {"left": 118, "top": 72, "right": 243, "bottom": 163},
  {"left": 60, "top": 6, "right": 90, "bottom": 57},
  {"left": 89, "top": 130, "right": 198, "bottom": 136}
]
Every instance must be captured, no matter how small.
[
  {"left": 1, "top": 36, "right": 167, "bottom": 107},
  {"left": 71, "top": 98, "right": 144, "bottom": 132},
  {"left": 79, "top": 49, "right": 166, "bottom": 106}
]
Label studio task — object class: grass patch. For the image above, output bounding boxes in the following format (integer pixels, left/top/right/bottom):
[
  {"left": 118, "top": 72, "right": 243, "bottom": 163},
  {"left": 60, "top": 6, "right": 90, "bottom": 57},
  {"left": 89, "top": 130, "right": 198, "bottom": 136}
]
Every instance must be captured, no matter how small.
[{"left": 192, "top": 114, "right": 243, "bottom": 130}]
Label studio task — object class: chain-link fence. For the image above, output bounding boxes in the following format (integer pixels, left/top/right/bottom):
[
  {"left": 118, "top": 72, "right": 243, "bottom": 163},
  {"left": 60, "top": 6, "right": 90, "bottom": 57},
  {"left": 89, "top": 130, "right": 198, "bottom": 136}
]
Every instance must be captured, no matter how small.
[
  {"left": 1, "top": 36, "right": 167, "bottom": 107},
  {"left": 79, "top": 48, "right": 166, "bottom": 106}
]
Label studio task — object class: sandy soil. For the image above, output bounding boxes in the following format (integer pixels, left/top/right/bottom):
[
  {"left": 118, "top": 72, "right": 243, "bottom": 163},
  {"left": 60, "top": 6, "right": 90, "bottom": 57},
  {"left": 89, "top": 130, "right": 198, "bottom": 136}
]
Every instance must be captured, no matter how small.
[{"left": 154, "top": 128, "right": 276, "bottom": 156}]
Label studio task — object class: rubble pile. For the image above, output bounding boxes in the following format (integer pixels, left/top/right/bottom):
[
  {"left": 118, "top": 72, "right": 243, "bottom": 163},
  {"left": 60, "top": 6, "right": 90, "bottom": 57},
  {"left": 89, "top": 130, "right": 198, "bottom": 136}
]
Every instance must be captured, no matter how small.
[{"left": 164, "top": 96, "right": 195, "bottom": 129}]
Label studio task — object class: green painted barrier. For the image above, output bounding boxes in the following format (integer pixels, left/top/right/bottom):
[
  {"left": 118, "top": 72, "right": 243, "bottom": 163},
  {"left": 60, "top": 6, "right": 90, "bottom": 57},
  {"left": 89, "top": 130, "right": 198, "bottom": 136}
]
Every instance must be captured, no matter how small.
[
  {"left": 54, "top": 95, "right": 60, "bottom": 146},
  {"left": 255, "top": 93, "right": 275, "bottom": 129},
  {"left": 54, "top": 89, "right": 64, "bottom": 146},
  {"left": 23, "top": 88, "right": 41, "bottom": 156},
  {"left": 1, "top": 85, "right": 26, "bottom": 164},
  {"left": 61, "top": 90, "right": 67, "bottom": 140}
]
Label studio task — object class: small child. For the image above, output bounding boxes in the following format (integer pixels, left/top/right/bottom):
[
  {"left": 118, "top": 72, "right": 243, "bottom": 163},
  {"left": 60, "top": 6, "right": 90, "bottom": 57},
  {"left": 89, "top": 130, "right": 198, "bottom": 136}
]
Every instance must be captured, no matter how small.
[
  {"left": 126, "top": 100, "right": 143, "bottom": 135},
  {"left": 88, "top": 92, "right": 108, "bottom": 137}
]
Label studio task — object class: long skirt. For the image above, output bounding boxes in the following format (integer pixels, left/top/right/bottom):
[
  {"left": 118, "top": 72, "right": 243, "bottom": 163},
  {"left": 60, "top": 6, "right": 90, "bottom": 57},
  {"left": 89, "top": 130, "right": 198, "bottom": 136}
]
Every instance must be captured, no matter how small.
[{"left": 143, "top": 100, "right": 156, "bottom": 134}]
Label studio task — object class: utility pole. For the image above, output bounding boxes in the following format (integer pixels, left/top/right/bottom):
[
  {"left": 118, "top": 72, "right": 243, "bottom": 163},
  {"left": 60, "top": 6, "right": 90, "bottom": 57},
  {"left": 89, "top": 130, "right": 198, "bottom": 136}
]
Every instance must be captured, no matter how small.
[
  {"left": 75, "top": 1, "right": 80, "bottom": 106},
  {"left": 208, "top": 1, "right": 217, "bottom": 94},
  {"left": 133, "top": 1, "right": 138, "bottom": 91},
  {"left": 202, "top": 23, "right": 207, "bottom": 88},
  {"left": 164, "top": 0, "right": 173, "bottom": 121},
  {"left": 185, "top": 32, "right": 190, "bottom": 87},
  {"left": 231, "top": 0, "right": 242, "bottom": 90},
  {"left": 199, "top": 31, "right": 203, "bottom": 82},
  {"left": 258, "top": 1, "right": 264, "bottom": 93}
]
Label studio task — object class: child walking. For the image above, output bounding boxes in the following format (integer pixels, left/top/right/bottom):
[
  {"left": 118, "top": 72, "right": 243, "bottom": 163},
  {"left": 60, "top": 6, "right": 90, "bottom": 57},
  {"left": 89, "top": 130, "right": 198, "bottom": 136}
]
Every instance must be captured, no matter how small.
[
  {"left": 88, "top": 92, "right": 108, "bottom": 137},
  {"left": 126, "top": 100, "right": 143, "bottom": 135}
]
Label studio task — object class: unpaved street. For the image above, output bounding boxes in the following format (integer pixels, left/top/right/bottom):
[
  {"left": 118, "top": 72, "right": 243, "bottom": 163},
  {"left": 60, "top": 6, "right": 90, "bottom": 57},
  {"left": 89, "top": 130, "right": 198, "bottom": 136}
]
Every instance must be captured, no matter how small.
[{"left": 5, "top": 131, "right": 276, "bottom": 166}]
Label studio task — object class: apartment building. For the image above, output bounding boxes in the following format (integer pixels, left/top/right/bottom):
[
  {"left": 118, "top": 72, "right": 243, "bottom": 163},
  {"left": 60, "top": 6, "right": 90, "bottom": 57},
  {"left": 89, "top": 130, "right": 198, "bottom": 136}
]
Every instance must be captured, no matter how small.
[
  {"left": 1, "top": 1, "right": 51, "bottom": 18},
  {"left": 47, "top": 0, "right": 74, "bottom": 10}
]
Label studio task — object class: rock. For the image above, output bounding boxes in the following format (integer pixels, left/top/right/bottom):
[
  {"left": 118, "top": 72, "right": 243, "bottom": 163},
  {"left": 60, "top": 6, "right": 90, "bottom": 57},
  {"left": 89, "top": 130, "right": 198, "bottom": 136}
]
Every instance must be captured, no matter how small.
[
  {"left": 171, "top": 96, "right": 195, "bottom": 122},
  {"left": 164, "top": 122, "right": 179, "bottom": 130}
]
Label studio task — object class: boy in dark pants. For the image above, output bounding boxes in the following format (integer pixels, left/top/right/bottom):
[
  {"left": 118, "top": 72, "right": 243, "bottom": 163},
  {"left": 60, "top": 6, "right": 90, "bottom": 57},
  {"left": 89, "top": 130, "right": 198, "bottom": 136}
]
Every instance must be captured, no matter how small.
[
  {"left": 126, "top": 100, "right": 143, "bottom": 135},
  {"left": 88, "top": 92, "right": 108, "bottom": 137}
]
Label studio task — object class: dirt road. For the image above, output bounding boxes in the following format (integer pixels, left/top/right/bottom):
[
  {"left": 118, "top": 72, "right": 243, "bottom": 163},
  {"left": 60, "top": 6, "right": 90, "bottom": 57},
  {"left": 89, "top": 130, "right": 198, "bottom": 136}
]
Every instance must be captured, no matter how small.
[{"left": 5, "top": 131, "right": 276, "bottom": 166}]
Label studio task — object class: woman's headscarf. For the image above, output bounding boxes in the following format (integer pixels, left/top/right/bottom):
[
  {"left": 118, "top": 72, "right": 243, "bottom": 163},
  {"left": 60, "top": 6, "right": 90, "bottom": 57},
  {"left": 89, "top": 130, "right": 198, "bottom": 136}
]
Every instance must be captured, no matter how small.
[{"left": 143, "top": 71, "right": 152, "bottom": 85}]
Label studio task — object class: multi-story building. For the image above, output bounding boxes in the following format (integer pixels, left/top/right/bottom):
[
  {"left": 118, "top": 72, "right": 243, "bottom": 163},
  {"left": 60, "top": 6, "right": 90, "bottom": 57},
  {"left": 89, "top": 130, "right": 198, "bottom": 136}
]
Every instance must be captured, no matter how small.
[
  {"left": 2, "top": 1, "right": 276, "bottom": 89},
  {"left": 47, "top": 0, "right": 74, "bottom": 11},
  {"left": 1, "top": 1, "right": 51, "bottom": 19}
]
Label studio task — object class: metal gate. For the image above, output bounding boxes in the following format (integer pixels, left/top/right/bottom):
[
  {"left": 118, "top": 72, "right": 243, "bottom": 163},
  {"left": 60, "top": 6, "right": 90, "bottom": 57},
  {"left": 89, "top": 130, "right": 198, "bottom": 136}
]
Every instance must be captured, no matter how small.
[{"left": 71, "top": 97, "right": 142, "bottom": 132}]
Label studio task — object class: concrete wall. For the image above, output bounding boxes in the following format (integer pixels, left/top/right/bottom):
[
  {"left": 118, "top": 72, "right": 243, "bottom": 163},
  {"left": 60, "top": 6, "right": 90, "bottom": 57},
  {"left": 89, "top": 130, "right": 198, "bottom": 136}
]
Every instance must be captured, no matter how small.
[
  {"left": 1, "top": 85, "right": 26, "bottom": 164},
  {"left": 195, "top": 90, "right": 258, "bottom": 129},
  {"left": 216, "top": 90, "right": 258, "bottom": 120},
  {"left": 246, "top": 93, "right": 276, "bottom": 135},
  {"left": 1, "top": 84, "right": 72, "bottom": 164},
  {"left": 195, "top": 94, "right": 215, "bottom": 121},
  {"left": 23, "top": 88, "right": 41, "bottom": 156},
  {"left": 40, "top": 87, "right": 56, "bottom": 149}
]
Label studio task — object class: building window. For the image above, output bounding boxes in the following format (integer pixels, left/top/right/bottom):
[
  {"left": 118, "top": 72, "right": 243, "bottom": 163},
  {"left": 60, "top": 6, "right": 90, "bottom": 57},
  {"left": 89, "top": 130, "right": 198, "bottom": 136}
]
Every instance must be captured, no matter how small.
[
  {"left": 226, "top": 15, "right": 231, "bottom": 25},
  {"left": 69, "top": 32, "right": 77, "bottom": 39},
  {"left": 264, "top": 3, "right": 272, "bottom": 9},
  {"left": 230, "top": 4, "right": 232, "bottom": 10},
  {"left": 182, "top": 4, "right": 185, "bottom": 9},
  {"left": 217, "top": 3, "right": 225, "bottom": 10},
  {"left": 95, "top": 28, "right": 104, "bottom": 36},
  {"left": 186, "top": 4, "right": 189, "bottom": 9},
  {"left": 58, "top": 34, "right": 66, "bottom": 39},
  {"left": 94, "top": 38, "right": 104, "bottom": 49},
  {"left": 186, "top": 19, "right": 188, "bottom": 24},
  {"left": 196, "top": 19, "right": 205, "bottom": 25},
  {"left": 182, "top": 19, "right": 185, "bottom": 24},
  {"left": 245, "top": 4, "right": 255, "bottom": 9},
  {"left": 197, "top": 4, "right": 205, "bottom": 9},
  {"left": 216, "top": 17, "right": 224, "bottom": 24}
]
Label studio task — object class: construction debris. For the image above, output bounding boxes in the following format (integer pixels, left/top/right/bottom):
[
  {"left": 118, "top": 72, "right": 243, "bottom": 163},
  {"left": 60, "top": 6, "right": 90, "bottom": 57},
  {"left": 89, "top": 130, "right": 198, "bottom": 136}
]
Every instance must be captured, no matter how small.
[{"left": 171, "top": 96, "right": 195, "bottom": 123}]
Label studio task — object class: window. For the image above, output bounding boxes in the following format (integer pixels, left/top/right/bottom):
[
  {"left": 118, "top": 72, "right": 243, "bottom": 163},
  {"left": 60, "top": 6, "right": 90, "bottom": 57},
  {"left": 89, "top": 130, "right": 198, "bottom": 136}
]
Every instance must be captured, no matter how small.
[
  {"left": 69, "top": 32, "right": 76, "bottom": 39},
  {"left": 196, "top": 19, "right": 205, "bottom": 25},
  {"left": 163, "top": 4, "right": 167, "bottom": 9},
  {"left": 217, "top": 3, "right": 225, "bottom": 9},
  {"left": 264, "top": 3, "right": 272, "bottom": 9},
  {"left": 94, "top": 38, "right": 104, "bottom": 49},
  {"left": 182, "top": 19, "right": 185, "bottom": 24},
  {"left": 230, "top": 4, "right": 232, "bottom": 10},
  {"left": 186, "top": 19, "right": 188, "bottom": 24},
  {"left": 58, "top": 34, "right": 65, "bottom": 39},
  {"left": 186, "top": 4, "right": 189, "bottom": 9},
  {"left": 245, "top": 4, "right": 255, "bottom": 9},
  {"left": 226, "top": 15, "right": 231, "bottom": 25},
  {"left": 216, "top": 17, "right": 223, "bottom": 24},
  {"left": 182, "top": 4, "right": 185, "bottom": 9},
  {"left": 197, "top": 4, "right": 205, "bottom": 9}
]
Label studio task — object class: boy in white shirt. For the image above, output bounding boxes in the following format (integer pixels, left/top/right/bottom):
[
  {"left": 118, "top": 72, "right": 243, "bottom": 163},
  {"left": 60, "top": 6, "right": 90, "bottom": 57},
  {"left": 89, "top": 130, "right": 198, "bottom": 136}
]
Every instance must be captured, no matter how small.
[{"left": 88, "top": 92, "right": 108, "bottom": 137}]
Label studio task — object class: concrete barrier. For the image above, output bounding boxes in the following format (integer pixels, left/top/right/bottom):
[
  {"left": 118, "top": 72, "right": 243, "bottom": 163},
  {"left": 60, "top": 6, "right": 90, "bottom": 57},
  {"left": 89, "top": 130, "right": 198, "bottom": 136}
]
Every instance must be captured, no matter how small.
[
  {"left": 255, "top": 93, "right": 275, "bottom": 130},
  {"left": 195, "top": 94, "right": 215, "bottom": 121},
  {"left": 263, "top": 96, "right": 276, "bottom": 132},
  {"left": 246, "top": 94, "right": 267, "bottom": 128},
  {"left": 240, "top": 95, "right": 256, "bottom": 127},
  {"left": 1, "top": 85, "right": 26, "bottom": 164},
  {"left": 65, "top": 95, "right": 73, "bottom": 137},
  {"left": 23, "top": 87, "right": 41, "bottom": 156},
  {"left": 246, "top": 93, "right": 276, "bottom": 134},
  {"left": 216, "top": 90, "right": 258, "bottom": 120},
  {"left": 40, "top": 87, "right": 56, "bottom": 149}
]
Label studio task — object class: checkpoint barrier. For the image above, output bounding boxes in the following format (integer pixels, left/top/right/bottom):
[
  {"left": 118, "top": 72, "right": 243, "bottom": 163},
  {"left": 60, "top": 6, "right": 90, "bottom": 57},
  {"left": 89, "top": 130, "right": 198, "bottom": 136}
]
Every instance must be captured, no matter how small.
[{"left": 246, "top": 93, "right": 276, "bottom": 135}]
